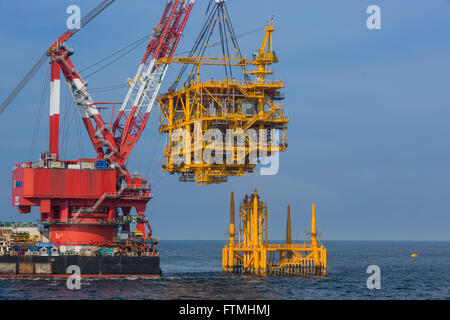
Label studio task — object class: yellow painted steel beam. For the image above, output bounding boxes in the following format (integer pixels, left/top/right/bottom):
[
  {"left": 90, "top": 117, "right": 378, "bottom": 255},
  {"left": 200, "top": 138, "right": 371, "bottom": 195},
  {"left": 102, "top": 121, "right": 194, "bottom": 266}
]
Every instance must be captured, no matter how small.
[{"left": 157, "top": 56, "right": 256, "bottom": 67}]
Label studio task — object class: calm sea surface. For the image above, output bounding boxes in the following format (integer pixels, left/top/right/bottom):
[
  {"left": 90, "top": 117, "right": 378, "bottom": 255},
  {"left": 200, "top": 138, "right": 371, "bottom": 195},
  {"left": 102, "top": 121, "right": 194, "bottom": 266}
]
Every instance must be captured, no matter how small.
[{"left": 0, "top": 240, "right": 449, "bottom": 300}]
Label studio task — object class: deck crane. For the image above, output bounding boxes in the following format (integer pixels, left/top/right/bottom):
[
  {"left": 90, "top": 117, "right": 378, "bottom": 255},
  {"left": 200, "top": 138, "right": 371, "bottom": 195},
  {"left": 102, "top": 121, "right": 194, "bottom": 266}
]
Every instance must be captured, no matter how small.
[{"left": 8, "top": 0, "right": 195, "bottom": 248}]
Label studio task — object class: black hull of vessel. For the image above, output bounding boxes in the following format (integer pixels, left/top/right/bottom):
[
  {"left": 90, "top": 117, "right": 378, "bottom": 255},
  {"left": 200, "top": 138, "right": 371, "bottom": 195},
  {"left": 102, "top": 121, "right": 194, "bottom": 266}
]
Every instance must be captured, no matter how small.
[{"left": 0, "top": 255, "right": 161, "bottom": 278}]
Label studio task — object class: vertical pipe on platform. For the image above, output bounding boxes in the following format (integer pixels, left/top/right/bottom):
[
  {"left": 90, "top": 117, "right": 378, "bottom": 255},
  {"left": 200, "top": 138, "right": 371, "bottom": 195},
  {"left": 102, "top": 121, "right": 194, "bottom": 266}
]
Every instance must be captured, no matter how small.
[
  {"left": 252, "top": 190, "right": 258, "bottom": 247},
  {"left": 252, "top": 190, "right": 260, "bottom": 271},
  {"left": 311, "top": 204, "right": 320, "bottom": 269},
  {"left": 286, "top": 205, "right": 292, "bottom": 261},
  {"left": 229, "top": 192, "right": 235, "bottom": 268},
  {"left": 243, "top": 205, "right": 249, "bottom": 270},
  {"left": 261, "top": 247, "right": 267, "bottom": 275},
  {"left": 222, "top": 247, "right": 228, "bottom": 272},
  {"left": 258, "top": 204, "right": 263, "bottom": 247}
]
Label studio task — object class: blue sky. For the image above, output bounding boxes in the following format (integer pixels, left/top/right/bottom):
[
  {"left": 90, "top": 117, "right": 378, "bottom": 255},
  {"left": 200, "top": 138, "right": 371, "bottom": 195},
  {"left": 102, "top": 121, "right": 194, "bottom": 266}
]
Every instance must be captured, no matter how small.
[{"left": 0, "top": 0, "right": 449, "bottom": 240}]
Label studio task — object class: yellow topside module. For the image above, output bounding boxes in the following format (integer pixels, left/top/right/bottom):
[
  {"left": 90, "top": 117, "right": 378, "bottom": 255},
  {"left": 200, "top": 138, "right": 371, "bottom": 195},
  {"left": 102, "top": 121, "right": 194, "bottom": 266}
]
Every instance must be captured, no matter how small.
[{"left": 157, "top": 25, "right": 288, "bottom": 185}]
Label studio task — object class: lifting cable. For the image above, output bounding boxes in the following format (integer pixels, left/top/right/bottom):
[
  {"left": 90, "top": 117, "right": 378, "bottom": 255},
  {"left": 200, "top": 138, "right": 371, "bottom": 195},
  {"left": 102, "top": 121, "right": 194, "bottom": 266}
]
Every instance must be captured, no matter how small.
[
  {"left": 223, "top": 4, "right": 251, "bottom": 82},
  {"left": 88, "top": 84, "right": 129, "bottom": 94},
  {"left": 78, "top": 8, "right": 266, "bottom": 86},
  {"left": 1, "top": 13, "right": 262, "bottom": 116},
  {"left": 144, "top": 129, "right": 165, "bottom": 179},
  {"left": 169, "top": 5, "right": 219, "bottom": 91},
  {"left": 29, "top": 63, "right": 50, "bottom": 160},
  {"left": 75, "top": 5, "right": 265, "bottom": 94},
  {"left": 81, "top": 34, "right": 150, "bottom": 79},
  {"left": 175, "top": 26, "right": 266, "bottom": 58},
  {"left": 218, "top": 7, "right": 231, "bottom": 79},
  {"left": 169, "top": 1, "right": 253, "bottom": 92},
  {"left": 74, "top": 0, "right": 116, "bottom": 37},
  {"left": 0, "top": 53, "right": 48, "bottom": 116}
]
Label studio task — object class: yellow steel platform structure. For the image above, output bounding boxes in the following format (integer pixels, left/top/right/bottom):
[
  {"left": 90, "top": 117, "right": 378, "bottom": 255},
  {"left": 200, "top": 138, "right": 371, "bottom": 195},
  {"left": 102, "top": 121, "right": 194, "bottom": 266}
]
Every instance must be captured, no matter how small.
[
  {"left": 157, "top": 24, "right": 288, "bottom": 185},
  {"left": 222, "top": 190, "right": 327, "bottom": 276}
]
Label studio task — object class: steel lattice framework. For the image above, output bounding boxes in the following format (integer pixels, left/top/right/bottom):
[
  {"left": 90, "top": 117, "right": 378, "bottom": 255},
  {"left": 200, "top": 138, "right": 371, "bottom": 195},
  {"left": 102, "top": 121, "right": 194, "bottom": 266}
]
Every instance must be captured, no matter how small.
[
  {"left": 157, "top": 25, "right": 289, "bottom": 185},
  {"left": 49, "top": 0, "right": 195, "bottom": 181}
]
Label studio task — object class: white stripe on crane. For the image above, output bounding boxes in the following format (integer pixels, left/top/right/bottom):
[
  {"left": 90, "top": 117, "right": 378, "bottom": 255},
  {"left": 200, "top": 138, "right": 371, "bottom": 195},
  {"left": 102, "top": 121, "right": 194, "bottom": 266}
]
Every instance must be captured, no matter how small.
[{"left": 49, "top": 79, "right": 60, "bottom": 116}]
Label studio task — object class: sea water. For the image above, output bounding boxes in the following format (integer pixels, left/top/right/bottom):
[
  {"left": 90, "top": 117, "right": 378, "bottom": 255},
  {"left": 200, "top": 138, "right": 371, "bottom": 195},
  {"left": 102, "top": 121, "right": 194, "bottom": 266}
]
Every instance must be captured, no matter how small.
[{"left": 0, "top": 240, "right": 449, "bottom": 300}]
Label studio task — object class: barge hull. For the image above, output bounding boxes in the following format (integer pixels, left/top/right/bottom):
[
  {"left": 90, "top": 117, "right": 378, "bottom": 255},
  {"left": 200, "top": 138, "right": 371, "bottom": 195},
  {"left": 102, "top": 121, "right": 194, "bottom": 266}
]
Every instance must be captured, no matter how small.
[{"left": 0, "top": 255, "right": 161, "bottom": 278}]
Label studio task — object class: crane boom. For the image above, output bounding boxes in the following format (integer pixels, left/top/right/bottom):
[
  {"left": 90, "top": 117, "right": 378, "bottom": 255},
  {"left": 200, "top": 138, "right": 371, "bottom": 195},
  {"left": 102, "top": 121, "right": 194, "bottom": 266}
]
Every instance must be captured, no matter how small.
[
  {"left": 45, "top": 0, "right": 194, "bottom": 181},
  {"left": 9, "top": 0, "right": 195, "bottom": 248},
  {"left": 112, "top": 0, "right": 195, "bottom": 165},
  {"left": 0, "top": 0, "right": 116, "bottom": 115},
  {"left": 47, "top": 36, "right": 118, "bottom": 161}
]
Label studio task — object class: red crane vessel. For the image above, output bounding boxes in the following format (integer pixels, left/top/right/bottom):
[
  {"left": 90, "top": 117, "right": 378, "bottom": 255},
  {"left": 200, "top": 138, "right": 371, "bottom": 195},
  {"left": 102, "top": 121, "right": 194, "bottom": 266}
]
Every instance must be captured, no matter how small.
[{"left": 2, "top": 0, "right": 195, "bottom": 277}]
